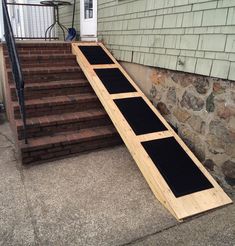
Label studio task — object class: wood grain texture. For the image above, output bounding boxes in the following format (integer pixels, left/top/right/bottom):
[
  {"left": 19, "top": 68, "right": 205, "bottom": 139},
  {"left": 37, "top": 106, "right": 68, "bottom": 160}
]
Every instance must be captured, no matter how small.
[{"left": 72, "top": 42, "right": 232, "bottom": 221}]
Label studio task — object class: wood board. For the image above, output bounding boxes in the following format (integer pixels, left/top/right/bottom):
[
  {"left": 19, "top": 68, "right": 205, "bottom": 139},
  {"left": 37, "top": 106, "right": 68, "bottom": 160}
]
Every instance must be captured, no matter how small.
[{"left": 72, "top": 42, "right": 232, "bottom": 221}]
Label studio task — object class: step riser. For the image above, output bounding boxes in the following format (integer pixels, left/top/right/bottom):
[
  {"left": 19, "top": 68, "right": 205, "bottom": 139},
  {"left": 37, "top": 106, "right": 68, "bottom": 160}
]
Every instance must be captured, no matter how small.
[
  {"left": 3, "top": 46, "right": 72, "bottom": 55},
  {"left": 18, "top": 50, "right": 71, "bottom": 55},
  {"left": 6, "top": 58, "right": 77, "bottom": 69},
  {"left": 11, "top": 85, "right": 93, "bottom": 100},
  {"left": 14, "top": 99, "right": 102, "bottom": 119},
  {"left": 4, "top": 50, "right": 72, "bottom": 57},
  {"left": 16, "top": 45, "right": 71, "bottom": 48},
  {"left": 22, "top": 135, "right": 122, "bottom": 164},
  {"left": 8, "top": 72, "right": 86, "bottom": 83},
  {"left": 17, "top": 116, "right": 111, "bottom": 140}
]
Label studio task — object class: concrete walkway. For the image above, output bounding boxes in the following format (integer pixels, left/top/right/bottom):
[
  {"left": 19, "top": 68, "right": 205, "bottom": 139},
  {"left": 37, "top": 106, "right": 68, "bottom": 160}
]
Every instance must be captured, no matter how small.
[{"left": 0, "top": 119, "right": 234, "bottom": 246}]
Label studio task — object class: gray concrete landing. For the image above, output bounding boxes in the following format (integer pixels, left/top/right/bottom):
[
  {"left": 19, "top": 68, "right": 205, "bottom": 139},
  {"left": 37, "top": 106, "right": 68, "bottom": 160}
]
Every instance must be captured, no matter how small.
[{"left": 0, "top": 120, "right": 234, "bottom": 246}]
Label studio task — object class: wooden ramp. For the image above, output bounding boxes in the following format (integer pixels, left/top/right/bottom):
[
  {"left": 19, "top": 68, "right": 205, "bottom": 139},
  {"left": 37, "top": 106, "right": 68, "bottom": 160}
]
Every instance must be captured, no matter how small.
[{"left": 72, "top": 42, "right": 232, "bottom": 221}]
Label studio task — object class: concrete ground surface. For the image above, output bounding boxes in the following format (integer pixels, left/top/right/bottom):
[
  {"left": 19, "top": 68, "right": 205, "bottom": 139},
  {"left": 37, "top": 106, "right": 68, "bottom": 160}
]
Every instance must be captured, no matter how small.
[{"left": 0, "top": 118, "right": 234, "bottom": 246}]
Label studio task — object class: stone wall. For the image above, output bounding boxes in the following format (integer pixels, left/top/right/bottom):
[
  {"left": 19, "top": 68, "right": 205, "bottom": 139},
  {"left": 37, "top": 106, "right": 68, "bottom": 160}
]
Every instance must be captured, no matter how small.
[{"left": 121, "top": 61, "right": 235, "bottom": 187}]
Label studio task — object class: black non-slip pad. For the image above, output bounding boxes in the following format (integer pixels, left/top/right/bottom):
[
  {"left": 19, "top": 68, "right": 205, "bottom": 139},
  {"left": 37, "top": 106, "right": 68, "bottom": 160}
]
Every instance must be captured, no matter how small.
[
  {"left": 94, "top": 68, "right": 137, "bottom": 94},
  {"left": 114, "top": 97, "right": 167, "bottom": 135},
  {"left": 142, "top": 137, "right": 213, "bottom": 197},
  {"left": 78, "top": 46, "right": 114, "bottom": 65}
]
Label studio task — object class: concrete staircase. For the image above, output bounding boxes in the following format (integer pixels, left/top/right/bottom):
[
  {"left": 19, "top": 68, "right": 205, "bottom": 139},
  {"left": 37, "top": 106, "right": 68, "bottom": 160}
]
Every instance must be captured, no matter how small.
[{"left": 4, "top": 43, "right": 122, "bottom": 164}]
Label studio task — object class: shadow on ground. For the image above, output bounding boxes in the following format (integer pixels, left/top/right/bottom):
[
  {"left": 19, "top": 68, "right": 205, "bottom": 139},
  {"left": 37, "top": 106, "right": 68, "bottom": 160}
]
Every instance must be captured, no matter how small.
[{"left": 0, "top": 119, "right": 234, "bottom": 246}]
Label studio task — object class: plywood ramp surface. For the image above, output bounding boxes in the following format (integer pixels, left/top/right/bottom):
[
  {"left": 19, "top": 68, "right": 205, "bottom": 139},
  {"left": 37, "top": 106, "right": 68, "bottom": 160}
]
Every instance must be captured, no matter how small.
[{"left": 72, "top": 42, "right": 232, "bottom": 221}]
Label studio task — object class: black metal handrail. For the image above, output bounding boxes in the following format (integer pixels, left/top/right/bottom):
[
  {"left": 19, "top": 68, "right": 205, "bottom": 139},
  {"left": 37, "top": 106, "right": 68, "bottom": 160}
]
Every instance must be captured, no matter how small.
[{"left": 2, "top": 0, "right": 28, "bottom": 144}]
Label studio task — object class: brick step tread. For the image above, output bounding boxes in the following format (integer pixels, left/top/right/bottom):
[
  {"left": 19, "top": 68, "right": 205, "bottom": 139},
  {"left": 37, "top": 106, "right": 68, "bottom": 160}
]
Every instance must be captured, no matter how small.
[
  {"left": 10, "top": 79, "right": 89, "bottom": 90},
  {"left": 16, "top": 109, "right": 107, "bottom": 129},
  {"left": 7, "top": 66, "right": 81, "bottom": 74},
  {"left": 17, "top": 50, "right": 72, "bottom": 55},
  {"left": 6, "top": 54, "right": 76, "bottom": 66},
  {"left": 3, "top": 45, "right": 72, "bottom": 56},
  {"left": 20, "top": 125, "right": 119, "bottom": 152},
  {"left": 16, "top": 43, "right": 72, "bottom": 48},
  {"left": 13, "top": 93, "right": 97, "bottom": 109},
  {"left": 3, "top": 43, "right": 71, "bottom": 52},
  {"left": 3, "top": 43, "right": 71, "bottom": 51},
  {"left": 4, "top": 49, "right": 72, "bottom": 56},
  {"left": 22, "top": 136, "right": 122, "bottom": 164},
  {"left": 6, "top": 53, "right": 75, "bottom": 60}
]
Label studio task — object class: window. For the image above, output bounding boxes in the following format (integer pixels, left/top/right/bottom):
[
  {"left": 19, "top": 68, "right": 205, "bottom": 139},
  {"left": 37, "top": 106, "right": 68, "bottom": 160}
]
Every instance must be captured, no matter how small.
[{"left": 84, "top": 0, "right": 93, "bottom": 19}]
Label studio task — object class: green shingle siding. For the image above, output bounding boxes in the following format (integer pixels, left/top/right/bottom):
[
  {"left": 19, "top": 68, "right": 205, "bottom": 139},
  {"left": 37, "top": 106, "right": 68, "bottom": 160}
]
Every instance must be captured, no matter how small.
[
  {"left": 59, "top": 0, "right": 235, "bottom": 80},
  {"left": 97, "top": 0, "right": 235, "bottom": 80}
]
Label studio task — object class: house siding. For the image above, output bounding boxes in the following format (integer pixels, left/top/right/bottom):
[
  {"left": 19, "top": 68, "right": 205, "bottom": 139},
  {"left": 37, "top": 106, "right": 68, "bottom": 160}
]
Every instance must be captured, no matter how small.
[
  {"left": 97, "top": 0, "right": 235, "bottom": 81},
  {"left": 59, "top": 0, "right": 80, "bottom": 37}
]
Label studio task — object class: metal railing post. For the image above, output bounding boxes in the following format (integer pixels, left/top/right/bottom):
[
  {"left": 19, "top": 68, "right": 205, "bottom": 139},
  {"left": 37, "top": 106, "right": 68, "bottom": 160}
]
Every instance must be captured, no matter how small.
[{"left": 2, "top": 0, "right": 28, "bottom": 144}]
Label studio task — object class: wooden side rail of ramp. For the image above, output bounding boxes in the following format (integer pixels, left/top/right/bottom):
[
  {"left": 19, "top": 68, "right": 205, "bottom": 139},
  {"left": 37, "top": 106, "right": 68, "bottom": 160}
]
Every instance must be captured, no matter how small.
[{"left": 72, "top": 42, "right": 232, "bottom": 221}]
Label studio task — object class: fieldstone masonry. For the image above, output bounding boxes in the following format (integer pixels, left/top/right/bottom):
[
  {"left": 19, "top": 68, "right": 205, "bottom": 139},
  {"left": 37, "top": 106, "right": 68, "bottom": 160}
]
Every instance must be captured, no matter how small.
[
  {"left": 150, "top": 68, "right": 235, "bottom": 186},
  {"left": 121, "top": 62, "right": 235, "bottom": 187}
]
